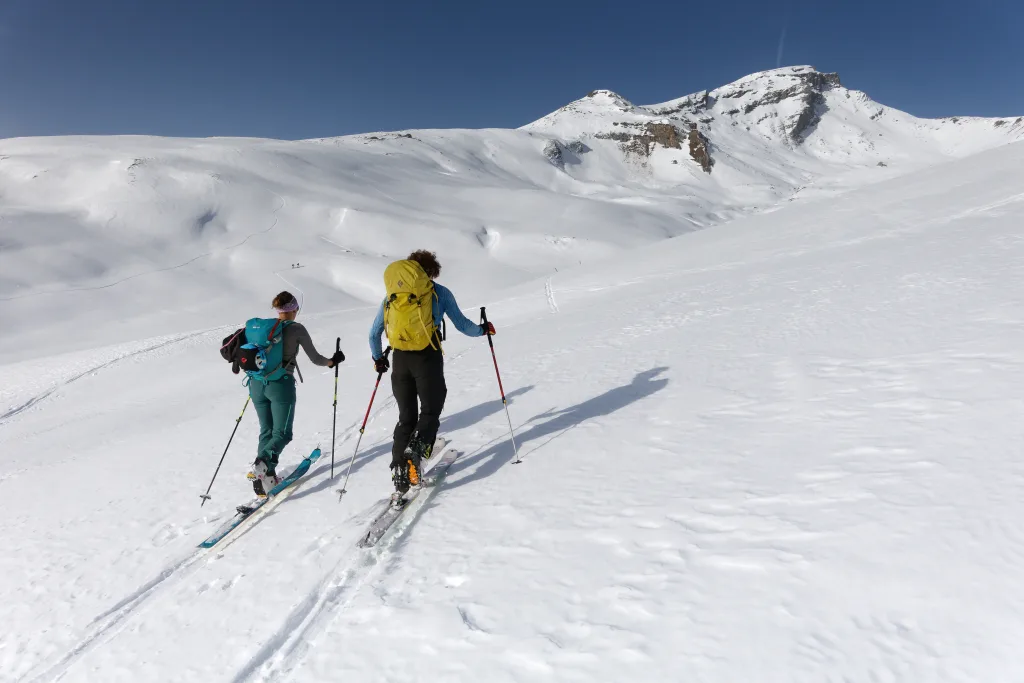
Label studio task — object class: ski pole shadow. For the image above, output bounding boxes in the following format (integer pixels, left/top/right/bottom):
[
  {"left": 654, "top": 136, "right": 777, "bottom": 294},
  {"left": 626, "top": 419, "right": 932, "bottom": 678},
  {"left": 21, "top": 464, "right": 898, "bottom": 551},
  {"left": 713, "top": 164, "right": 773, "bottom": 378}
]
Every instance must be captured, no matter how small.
[
  {"left": 440, "top": 385, "right": 534, "bottom": 434},
  {"left": 288, "top": 441, "right": 393, "bottom": 502},
  {"left": 290, "top": 386, "right": 534, "bottom": 502},
  {"left": 445, "top": 367, "right": 670, "bottom": 492}
]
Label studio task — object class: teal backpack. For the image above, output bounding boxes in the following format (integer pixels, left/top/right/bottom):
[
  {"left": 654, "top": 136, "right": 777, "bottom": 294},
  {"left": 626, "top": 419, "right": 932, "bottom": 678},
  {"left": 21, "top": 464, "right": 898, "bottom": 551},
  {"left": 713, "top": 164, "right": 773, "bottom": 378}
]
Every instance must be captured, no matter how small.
[{"left": 237, "top": 318, "right": 293, "bottom": 384}]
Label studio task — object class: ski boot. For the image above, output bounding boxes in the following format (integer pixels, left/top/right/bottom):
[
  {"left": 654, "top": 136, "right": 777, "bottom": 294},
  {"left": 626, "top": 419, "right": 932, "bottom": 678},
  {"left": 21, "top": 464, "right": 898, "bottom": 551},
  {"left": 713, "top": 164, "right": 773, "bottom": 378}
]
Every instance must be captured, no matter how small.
[
  {"left": 390, "top": 437, "right": 434, "bottom": 505},
  {"left": 390, "top": 462, "right": 411, "bottom": 506},
  {"left": 391, "top": 462, "right": 410, "bottom": 494},
  {"left": 393, "top": 437, "right": 429, "bottom": 487},
  {"left": 412, "top": 434, "right": 436, "bottom": 462},
  {"left": 251, "top": 459, "right": 280, "bottom": 498},
  {"left": 408, "top": 434, "right": 436, "bottom": 480},
  {"left": 407, "top": 434, "right": 435, "bottom": 465}
]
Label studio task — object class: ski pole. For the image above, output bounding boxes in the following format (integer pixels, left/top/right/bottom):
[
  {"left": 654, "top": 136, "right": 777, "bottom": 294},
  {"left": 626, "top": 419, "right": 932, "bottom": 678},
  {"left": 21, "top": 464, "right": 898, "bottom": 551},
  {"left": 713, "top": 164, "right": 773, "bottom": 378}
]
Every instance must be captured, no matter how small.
[
  {"left": 330, "top": 337, "right": 341, "bottom": 479},
  {"left": 200, "top": 395, "right": 251, "bottom": 506},
  {"left": 481, "top": 307, "right": 520, "bottom": 464},
  {"left": 337, "top": 346, "right": 391, "bottom": 499}
]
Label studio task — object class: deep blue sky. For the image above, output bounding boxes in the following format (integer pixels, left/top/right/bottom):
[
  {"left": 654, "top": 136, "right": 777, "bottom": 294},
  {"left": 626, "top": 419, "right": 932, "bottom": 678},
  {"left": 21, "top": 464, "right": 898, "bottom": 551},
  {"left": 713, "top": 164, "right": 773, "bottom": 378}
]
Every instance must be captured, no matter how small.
[{"left": 1, "top": 0, "right": 1021, "bottom": 139}]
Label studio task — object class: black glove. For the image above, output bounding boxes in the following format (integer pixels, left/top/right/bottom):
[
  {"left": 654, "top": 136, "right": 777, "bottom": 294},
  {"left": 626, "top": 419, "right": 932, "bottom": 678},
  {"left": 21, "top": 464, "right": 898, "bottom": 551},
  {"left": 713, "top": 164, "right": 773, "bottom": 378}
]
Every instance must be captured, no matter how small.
[
  {"left": 330, "top": 350, "right": 345, "bottom": 366},
  {"left": 374, "top": 356, "right": 390, "bottom": 374},
  {"left": 481, "top": 322, "right": 496, "bottom": 336}
]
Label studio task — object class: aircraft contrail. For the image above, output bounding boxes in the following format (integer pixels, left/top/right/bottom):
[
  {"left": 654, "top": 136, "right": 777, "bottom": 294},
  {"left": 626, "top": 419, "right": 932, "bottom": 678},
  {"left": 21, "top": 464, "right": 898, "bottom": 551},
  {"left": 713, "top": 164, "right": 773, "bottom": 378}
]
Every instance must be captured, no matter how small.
[{"left": 776, "top": 22, "right": 788, "bottom": 68}]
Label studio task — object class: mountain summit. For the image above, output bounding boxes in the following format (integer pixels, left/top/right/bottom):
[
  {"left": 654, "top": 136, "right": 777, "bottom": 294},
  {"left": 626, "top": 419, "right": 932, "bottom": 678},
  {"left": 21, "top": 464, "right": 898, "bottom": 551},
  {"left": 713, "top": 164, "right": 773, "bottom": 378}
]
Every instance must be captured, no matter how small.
[{"left": 525, "top": 65, "right": 1024, "bottom": 180}]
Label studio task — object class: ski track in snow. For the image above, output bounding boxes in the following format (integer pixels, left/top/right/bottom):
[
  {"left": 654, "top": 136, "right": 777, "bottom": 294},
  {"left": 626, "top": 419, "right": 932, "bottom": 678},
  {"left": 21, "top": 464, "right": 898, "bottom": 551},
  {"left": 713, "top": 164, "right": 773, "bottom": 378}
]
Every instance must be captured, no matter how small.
[
  {"left": 27, "top": 478, "right": 383, "bottom": 683},
  {"left": 230, "top": 529, "right": 372, "bottom": 683},
  {"left": 24, "top": 548, "right": 209, "bottom": 683},
  {"left": 0, "top": 332, "right": 202, "bottom": 429},
  {"left": 545, "top": 277, "right": 559, "bottom": 314},
  {"left": 21, "top": 350, "right": 473, "bottom": 683},
  {"left": 233, "top": 451, "right": 460, "bottom": 683},
  {"left": 20, "top": 416, "right": 386, "bottom": 683},
  {"left": 0, "top": 193, "right": 286, "bottom": 303}
]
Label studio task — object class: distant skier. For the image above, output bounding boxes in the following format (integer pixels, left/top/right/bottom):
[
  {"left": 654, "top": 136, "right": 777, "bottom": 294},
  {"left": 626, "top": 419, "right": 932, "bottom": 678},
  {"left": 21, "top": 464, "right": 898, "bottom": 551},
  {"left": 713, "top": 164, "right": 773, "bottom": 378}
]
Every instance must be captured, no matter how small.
[
  {"left": 368, "top": 250, "right": 495, "bottom": 494},
  {"left": 226, "top": 291, "right": 345, "bottom": 497}
]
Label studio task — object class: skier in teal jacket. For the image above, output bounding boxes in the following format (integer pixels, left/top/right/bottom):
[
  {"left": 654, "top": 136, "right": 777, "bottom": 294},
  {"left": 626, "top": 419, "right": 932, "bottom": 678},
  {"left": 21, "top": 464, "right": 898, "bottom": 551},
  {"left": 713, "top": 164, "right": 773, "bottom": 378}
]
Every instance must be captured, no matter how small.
[{"left": 245, "top": 291, "right": 344, "bottom": 495}]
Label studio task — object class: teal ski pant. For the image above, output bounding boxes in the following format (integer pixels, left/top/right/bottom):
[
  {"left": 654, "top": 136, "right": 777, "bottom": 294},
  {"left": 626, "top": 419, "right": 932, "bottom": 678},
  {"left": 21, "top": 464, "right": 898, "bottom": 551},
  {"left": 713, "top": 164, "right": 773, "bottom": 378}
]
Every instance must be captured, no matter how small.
[{"left": 249, "top": 375, "right": 296, "bottom": 471}]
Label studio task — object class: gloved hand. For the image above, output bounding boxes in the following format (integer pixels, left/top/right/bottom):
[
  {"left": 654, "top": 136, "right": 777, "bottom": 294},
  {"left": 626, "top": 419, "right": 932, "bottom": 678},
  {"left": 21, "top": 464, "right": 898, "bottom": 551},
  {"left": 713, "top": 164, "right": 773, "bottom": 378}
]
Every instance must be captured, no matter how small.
[
  {"left": 481, "top": 322, "right": 496, "bottom": 336},
  {"left": 329, "top": 350, "right": 346, "bottom": 367},
  {"left": 374, "top": 356, "right": 390, "bottom": 374}
]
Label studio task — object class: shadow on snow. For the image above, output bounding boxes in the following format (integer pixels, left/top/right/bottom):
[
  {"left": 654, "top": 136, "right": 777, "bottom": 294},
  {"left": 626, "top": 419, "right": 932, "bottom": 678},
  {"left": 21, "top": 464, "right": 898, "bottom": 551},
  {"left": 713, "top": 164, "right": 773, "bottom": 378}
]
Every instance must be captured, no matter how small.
[
  {"left": 444, "top": 367, "right": 670, "bottom": 491},
  {"left": 288, "top": 385, "right": 536, "bottom": 502}
]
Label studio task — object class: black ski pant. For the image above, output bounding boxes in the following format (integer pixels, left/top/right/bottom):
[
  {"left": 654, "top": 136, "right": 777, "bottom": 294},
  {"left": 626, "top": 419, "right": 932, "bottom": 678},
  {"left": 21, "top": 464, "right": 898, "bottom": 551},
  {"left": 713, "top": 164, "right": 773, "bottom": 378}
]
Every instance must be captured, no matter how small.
[{"left": 391, "top": 347, "right": 447, "bottom": 467}]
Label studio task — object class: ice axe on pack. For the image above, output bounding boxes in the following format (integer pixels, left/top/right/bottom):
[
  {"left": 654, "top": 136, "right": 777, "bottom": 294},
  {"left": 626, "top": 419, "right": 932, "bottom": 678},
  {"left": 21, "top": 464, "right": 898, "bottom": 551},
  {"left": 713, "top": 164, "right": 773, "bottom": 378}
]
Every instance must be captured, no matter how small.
[
  {"left": 481, "top": 307, "right": 520, "bottom": 464},
  {"left": 337, "top": 346, "right": 393, "bottom": 500}
]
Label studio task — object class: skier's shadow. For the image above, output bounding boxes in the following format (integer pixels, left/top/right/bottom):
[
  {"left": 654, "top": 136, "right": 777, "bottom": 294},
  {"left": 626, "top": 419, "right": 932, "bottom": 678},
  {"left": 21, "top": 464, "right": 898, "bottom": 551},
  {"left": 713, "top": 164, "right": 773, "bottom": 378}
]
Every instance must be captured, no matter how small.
[
  {"left": 445, "top": 367, "right": 670, "bottom": 491},
  {"left": 440, "top": 385, "right": 534, "bottom": 434},
  {"left": 289, "top": 385, "right": 535, "bottom": 502}
]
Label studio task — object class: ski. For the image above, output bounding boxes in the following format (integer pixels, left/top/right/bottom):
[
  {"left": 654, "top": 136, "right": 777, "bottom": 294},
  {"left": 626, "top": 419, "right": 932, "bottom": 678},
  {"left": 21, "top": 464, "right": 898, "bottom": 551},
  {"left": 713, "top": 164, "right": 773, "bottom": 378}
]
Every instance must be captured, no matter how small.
[
  {"left": 358, "top": 439, "right": 460, "bottom": 548},
  {"left": 198, "top": 447, "right": 322, "bottom": 549}
]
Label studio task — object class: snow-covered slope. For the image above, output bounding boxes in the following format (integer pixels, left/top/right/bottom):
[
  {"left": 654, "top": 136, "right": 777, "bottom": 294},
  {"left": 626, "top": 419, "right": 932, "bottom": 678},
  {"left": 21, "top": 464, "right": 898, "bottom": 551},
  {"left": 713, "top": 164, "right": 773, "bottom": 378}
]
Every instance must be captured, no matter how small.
[
  {"left": 1, "top": 130, "right": 688, "bottom": 362},
  {"left": 4, "top": 117, "right": 1024, "bottom": 682},
  {"left": 3, "top": 66, "right": 1021, "bottom": 363}
]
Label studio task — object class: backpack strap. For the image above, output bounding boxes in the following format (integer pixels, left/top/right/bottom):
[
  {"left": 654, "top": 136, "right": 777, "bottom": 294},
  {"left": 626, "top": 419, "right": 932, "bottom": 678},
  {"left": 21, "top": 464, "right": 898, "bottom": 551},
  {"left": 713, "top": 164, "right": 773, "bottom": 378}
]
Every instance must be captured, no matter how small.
[
  {"left": 266, "top": 319, "right": 282, "bottom": 344},
  {"left": 419, "top": 290, "right": 442, "bottom": 353}
]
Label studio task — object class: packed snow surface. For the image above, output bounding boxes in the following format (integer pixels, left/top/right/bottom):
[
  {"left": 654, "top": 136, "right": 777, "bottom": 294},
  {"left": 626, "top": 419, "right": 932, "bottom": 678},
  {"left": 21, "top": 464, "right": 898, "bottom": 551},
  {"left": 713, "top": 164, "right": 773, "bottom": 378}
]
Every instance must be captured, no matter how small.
[{"left": 3, "top": 67, "right": 1024, "bottom": 682}]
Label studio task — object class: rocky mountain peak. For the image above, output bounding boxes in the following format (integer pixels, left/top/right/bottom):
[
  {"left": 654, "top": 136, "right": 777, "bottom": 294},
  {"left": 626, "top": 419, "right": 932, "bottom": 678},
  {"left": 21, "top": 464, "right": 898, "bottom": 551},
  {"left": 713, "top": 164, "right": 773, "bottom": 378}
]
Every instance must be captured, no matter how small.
[
  {"left": 523, "top": 65, "right": 1023, "bottom": 183},
  {"left": 706, "top": 65, "right": 842, "bottom": 140}
]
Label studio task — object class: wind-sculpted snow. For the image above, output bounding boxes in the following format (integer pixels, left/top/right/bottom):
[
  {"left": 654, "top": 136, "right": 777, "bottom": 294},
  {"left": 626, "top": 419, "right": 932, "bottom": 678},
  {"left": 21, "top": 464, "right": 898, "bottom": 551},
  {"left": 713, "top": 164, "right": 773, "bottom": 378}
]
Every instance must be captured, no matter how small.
[{"left": 2, "top": 68, "right": 1020, "bottom": 363}]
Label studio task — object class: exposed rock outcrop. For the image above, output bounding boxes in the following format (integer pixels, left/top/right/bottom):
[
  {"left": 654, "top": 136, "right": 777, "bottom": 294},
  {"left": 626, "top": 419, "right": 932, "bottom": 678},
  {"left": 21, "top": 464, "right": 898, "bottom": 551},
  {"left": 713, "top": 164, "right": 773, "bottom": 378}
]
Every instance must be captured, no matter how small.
[
  {"left": 687, "top": 124, "right": 713, "bottom": 173},
  {"left": 647, "top": 91, "right": 709, "bottom": 118},
  {"left": 566, "top": 140, "right": 590, "bottom": 155},
  {"left": 727, "top": 70, "right": 840, "bottom": 140},
  {"left": 542, "top": 139, "right": 564, "bottom": 168},
  {"left": 596, "top": 122, "right": 683, "bottom": 157},
  {"left": 543, "top": 139, "right": 591, "bottom": 169}
]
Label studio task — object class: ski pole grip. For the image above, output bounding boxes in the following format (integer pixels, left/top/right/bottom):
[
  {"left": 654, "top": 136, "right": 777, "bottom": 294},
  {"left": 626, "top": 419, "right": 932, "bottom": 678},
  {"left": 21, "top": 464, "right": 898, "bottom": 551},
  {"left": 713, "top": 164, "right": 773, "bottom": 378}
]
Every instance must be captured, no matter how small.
[
  {"left": 336, "top": 337, "right": 341, "bottom": 352},
  {"left": 480, "top": 306, "right": 488, "bottom": 325}
]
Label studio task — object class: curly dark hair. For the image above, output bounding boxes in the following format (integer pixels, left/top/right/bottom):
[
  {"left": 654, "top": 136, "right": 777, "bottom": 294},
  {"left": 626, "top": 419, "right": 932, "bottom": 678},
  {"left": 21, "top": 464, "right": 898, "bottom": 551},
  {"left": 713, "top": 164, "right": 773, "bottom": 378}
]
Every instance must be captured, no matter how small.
[
  {"left": 408, "top": 249, "right": 441, "bottom": 279},
  {"left": 272, "top": 291, "right": 297, "bottom": 308}
]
